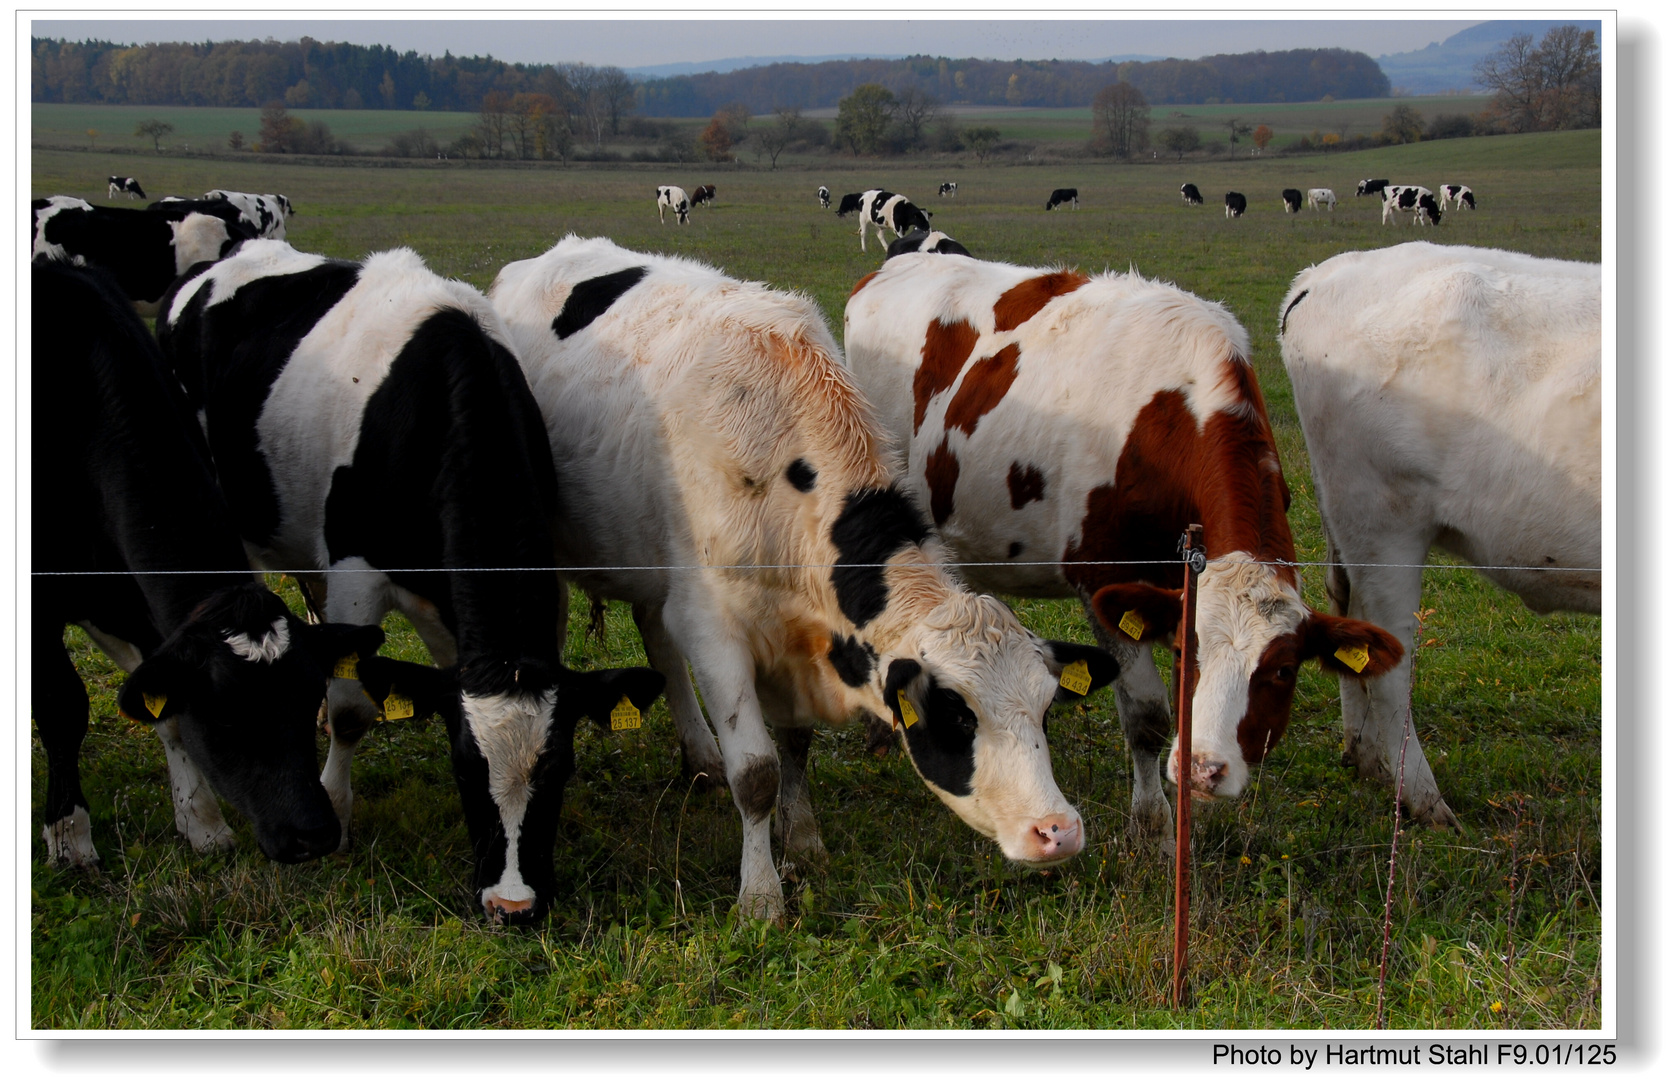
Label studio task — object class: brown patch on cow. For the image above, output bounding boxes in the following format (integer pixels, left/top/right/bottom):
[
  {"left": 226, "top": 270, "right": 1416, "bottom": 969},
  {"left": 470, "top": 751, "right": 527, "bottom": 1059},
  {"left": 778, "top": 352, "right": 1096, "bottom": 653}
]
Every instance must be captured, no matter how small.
[
  {"left": 992, "top": 271, "right": 1089, "bottom": 333},
  {"left": 1007, "top": 461, "right": 1045, "bottom": 508},
  {"left": 1236, "top": 633, "right": 1302, "bottom": 764},
  {"left": 944, "top": 343, "right": 1020, "bottom": 436},
  {"left": 733, "top": 753, "right": 781, "bottom": 822},
  {"left": 913, "top": 318, "right": 980, "bottom": 434},
  {"left": 925, "top": 436, "right": 960, "bottom": 526},
  {"left": 849, "top": 271, "right": 880, "bottom": 299}
]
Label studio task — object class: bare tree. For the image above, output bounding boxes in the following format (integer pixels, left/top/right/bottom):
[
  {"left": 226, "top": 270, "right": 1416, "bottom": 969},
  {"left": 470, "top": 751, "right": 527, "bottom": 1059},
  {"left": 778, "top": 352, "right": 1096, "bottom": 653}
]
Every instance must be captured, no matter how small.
[
  {"left": 893, "top": 85, "right": 943, "bottom": 149},
  {"left": 134, "top": 118, "right": 174, "bottom": 152},
  {"left": 752, "top": 104, "right": 805, "bottom": 169},
  {"left": 565, "top": 64, "right": 609, "bottom": 148},
  {"left": 598, "top": 66, "right": 637, "bottom": 136},
  {"left": 1092, "top": 81, "right": 1151, "bottom": 159},
  {"left": 1222, "top": 116, "right": 1253, "bottom": 159},
  {"left": 1475, "top": 26, "right": 1601, "bottom": 132}
]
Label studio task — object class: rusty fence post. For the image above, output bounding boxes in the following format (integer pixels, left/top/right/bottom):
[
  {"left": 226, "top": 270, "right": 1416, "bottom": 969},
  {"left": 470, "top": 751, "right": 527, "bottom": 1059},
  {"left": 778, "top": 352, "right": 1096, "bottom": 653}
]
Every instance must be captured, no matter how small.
[{"left": 1173, "top": 523, "right": 1205, "bottom": 1008}]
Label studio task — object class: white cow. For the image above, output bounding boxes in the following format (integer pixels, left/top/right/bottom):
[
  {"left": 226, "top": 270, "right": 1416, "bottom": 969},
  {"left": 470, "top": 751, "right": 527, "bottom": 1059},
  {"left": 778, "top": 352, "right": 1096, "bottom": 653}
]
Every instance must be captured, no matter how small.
[
  {"left": 1306, "top": 187, "right": 1337, "bottom": 211},
  {"left": 656, "top": 185, "right": 690, "bottom": 225},
  {"left": 489, "top": 236, "right": 1119, "bottom": 921},
  {"left": 1439, "top": 184, "right": 1477, "bottom": 211},
  {"left": 1278, "top": 242, "right": 1601, "bottom": 826}
]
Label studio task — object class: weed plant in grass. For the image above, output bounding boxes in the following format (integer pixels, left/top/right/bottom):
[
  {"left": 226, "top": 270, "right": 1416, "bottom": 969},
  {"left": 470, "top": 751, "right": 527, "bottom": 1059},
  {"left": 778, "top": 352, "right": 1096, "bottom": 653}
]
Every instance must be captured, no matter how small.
[{"left": 31, "top": 129, "right": 1601, "bottom": 1029}]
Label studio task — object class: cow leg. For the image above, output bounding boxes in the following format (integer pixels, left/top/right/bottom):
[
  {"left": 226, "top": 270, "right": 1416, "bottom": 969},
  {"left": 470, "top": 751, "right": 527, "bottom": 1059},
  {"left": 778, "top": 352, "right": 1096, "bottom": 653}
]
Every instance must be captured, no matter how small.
[
  {"left": 772, "top": 724, "right": 827, "bottom": 872},
  {"left": 154, "top": 718, "right": 237, "bottom": 853},
  {"left": 319, "top": 558, "right": 395, "bottom": 852},
  {"left": 632, "top": 600, "right": 726, "bottom": 789},
  {"left": 35, "top": 626, "right": 100, "bottom": 868},
  {"left": 1085, "top": 606, "right": 1176, "bottom": 857}
]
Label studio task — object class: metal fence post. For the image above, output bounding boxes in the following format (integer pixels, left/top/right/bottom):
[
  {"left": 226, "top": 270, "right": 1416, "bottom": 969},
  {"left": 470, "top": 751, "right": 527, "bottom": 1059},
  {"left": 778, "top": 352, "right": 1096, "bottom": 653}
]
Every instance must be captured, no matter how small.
[{"left": 1173, "top": 524, "right": 1205, "bottom": 1008}]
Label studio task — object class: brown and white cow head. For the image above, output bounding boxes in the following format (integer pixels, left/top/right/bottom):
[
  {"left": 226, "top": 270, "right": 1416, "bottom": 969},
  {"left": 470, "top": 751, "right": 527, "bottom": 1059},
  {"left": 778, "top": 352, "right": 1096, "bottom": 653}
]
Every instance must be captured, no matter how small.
[{"left": 1092, "top": 555, "right": 1402, "bottom": 798}]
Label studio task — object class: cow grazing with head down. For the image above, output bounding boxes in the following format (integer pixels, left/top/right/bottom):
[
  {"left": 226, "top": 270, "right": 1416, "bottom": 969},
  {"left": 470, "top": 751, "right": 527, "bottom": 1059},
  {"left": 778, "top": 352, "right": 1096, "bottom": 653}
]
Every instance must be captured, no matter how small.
[
  {"left": 1224, "top": 191, "right": 1247, "bottom": 218},
  {"left": 1439, "top": 184, "right": 1476, "bottom": 211},
  {"left": 1046, "top": 188, "right": 1079, "bottom": 211},
  {"left": 1180, "top": 183, "right": 1204, "bottom": 206},
  {"left": 1281, "top": 188, "right": 1304, "bottom": 214},
  {"left": 1279, "top": 242, "right": 1599, "bottom": 826},
  {"left": 817, "top": 186, "right": 831, "bottom": 209},
  {"left": 657, "top": 185, "right": 691, "bottom": 225},
  {"left": 692, "top": 183, "right": 717, "bottom": 208},
  {"left": 201, "top": 189, "right": 295, "bottom": 239},
  {"left": 1306, "top": 188, "right": 1337, "bottom": 211},
  {"left": 157, "top": 240, "right": 665, "bottom": 922},
  {"left": 33, "top": 258, "right": 369, "bottom": 870},
  {"left": 489, "top": 235, "right": 1119, "bottom": 921},
  {"left": 856, "top": 190, "right": 933, "bottom": 251},
  {"left": 938, "top": 182, "right": 959, "bottom": 197},
  {"left": 834, "top": 191, "right": 865, "bottom": 218},
  {"left": 845, "top": 252, "right": 1402, "bottom": 851},
  {"left": 886, "top": 230, "right": 971, "bottom": 258},
  {"left": 107, "top": 176, "right": 146, "bottom": 200},
  {"left": 1355, "top": 178, "right": 1390, "bottom": 197},
  {"left": 31, "top": 196, "right": 255, "bottom": 317}
]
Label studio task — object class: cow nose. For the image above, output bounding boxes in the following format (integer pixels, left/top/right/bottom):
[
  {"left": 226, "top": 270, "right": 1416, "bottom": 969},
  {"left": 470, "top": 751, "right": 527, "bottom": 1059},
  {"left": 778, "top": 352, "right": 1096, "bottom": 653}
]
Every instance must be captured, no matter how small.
[
  {"left": 1169, "top": 752, "right": 1228, "bottom": 799},
  {"left": 1025, "top": 813, "right": 1084, "bottom": 862},
  {"left": 263, "top": 818, "right": 342, "bottom": 863},
  {"left": 483, "top": 891, "right": 538, "bottom": 925}
]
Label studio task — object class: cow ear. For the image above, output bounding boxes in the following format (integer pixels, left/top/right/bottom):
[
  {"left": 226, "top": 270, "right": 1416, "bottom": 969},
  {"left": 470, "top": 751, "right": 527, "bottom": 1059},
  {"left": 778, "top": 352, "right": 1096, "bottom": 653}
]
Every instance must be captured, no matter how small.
[
  {"left": 1043, "top": 641, "right": 1119, "bottom": 703},
  {"left": 566, "top": 666, "right": 666, "bottom": 729},
  {"left": 117, "top": 655, "right": 195, "bottom": 723},
  {"left": 301, "top": 622, "right": 387, "bottom": 678},
  {"left": 1298, "top": 612, "right": 1405, "bottom": 679},
  {"left": 352, "top": 656, "right": 459, "bottom": 722},
  {"left": 882, "top": 657, "right": 924, "bottom": 729},
  {"left": 1091, "top": 583, "right": 1182, "bottom": 643}
]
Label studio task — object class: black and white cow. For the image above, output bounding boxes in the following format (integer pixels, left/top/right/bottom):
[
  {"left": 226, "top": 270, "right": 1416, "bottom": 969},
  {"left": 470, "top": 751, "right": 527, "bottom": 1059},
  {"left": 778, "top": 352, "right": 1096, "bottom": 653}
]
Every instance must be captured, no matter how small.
[
  {"left": 1355, "top": 178, "right": 1390, "bottom": 197},
  {"left": 691, "top": 183, "right": 717, "bottom": 208},
  {"left": 156, "top": 240, "right": 665, "bottom": 922},
  {"left": 1306, "top": 187, "right": 1338, "bottom": 211},
  {"left": 1180, "top": 183, "right": 1204, "bottom": 206},
  {"left": 1225, "top": 191, "right": 1248, "bottom": 218},
  {"left": 31, "top": 196, "right": 255, "bottom": 316},
  {"left": 489, "top": 236, "right": 1119, "bottom": 922},
  {"left": 33, "top": 258, "right": 368, "bottom": 870},
  {"left": 107, "top": 176, "right": 146, "bottom": 200},
  {"left": 657, "top": 185, "right": 690, "bottom": 225},
  {"left": 856, "top": 190, "right": 933, "bottom": 252},
  {"left": 1439, "top": 184, "right": 1476, "bottom": 211},
  {"left": 1281, "top": 188, "right": 1304, "bottom": 214},
  {"left": 938, "top": 182, "right": 959, "bottom": 197},
  {"left": 202, "top": 190, "right": 295, "bottom": 239},
  {"left": 1381, "top": 185, "right": 1440, "bottom": 225},
  {"left": 886, "top": 230, "right": 972, "bottom": 258},
  {"left": 817, "top": 185, "right": 831, "bottom": 209},
  {"left": 834, "top": 191, "right": 866, "bottom": 219},
  {"left": 1046, "top": 188, "right": 1079, "bottom": 211}
]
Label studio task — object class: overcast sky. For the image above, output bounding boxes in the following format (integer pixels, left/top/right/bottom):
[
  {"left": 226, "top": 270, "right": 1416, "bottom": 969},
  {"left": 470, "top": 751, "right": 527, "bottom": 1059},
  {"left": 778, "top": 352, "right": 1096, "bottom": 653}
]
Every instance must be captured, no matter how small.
[{"left": 28, "top": 16, "right": 1489, "bottom": 69}]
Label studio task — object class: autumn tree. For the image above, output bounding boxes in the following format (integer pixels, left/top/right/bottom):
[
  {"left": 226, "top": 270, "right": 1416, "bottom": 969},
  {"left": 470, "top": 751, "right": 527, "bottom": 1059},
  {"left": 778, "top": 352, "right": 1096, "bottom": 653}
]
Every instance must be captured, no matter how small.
[
  {"left": 1379, "top": 104, "right": 1424, "bottom": 144},
  {"left": 698, "top": 117, "right": 735, "bottom": 162},
  {"left": 1474, "top": 25, "right": 1601, "bottom": 132},
  {"left": 256, "top": 102, "right": 303, "bottom": 152},
  {"left": 1251, "top": 123, "right": 1274, "bottom": 151},
  {"left": 1091, "top": 81, "right": 1151, "bottom": 159},
  {"left": 834, "top": 83, "right": 895, "bottom": 155},
  {"left": 133, "top": 118, "right": 174, "bottom": 151}
]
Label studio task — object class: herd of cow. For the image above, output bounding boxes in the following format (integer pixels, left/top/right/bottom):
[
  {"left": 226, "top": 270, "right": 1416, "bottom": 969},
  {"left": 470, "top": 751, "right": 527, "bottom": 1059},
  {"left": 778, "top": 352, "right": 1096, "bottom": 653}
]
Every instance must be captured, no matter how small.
[{"left": 31, "top": 169, "right": 1599, "bottom": 928}]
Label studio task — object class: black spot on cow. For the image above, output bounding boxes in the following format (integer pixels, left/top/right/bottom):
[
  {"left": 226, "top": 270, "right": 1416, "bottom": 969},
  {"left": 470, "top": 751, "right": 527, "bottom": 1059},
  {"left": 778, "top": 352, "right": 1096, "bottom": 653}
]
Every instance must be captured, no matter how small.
[
  {"left": 884, "top": 658, "right": 975, "bottom": 797},
  {"left": 1280, "top": 289, "right": 1309, "bottom": 333},
  {"left": 827, "top": 633, "right": 876, "bottom": 687},
  {"left": 786, "top": 458, "right": 816, "bottom": 492},
  {"left": 1008, "top": 541, "right": 1024, "bottom": 559},
  {"left": 830, "top": 488, "right": 931, "bottom": 628},
  {"left": 734, "top": 753, "right": 780, "bottom": 822},
  {"left": 551, "top": 265, "right": 649, "bottom": 340}
]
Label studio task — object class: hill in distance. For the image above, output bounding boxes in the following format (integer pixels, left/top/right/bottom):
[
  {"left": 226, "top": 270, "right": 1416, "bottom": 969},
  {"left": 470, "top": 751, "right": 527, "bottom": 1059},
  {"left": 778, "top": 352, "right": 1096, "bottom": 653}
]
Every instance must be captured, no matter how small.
[
  {"left": 1378, "top": 18, "right": 1603, "bottom": 94},
  {"left": 626, "top": 51, "right": 1165, "bottom": 80}
]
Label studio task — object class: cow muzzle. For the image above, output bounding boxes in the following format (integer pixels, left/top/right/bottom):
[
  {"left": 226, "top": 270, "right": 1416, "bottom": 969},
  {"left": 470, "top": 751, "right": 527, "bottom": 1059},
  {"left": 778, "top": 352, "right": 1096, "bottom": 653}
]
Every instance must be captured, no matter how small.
[
  {"left": 1168, "top": 750, "right": 1238, "bottom": 800},
  {"left": 482, "top": 885, "right": 540, "bottom": 925},
  {"left": 1020, "top": 811, "right": 1084, "bottom": 864}
]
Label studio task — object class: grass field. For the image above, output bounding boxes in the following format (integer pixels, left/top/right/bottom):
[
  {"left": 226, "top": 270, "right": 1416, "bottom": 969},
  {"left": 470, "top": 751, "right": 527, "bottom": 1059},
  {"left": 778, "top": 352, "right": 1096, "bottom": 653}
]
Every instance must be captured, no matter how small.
[{"left": 30, "top": 128, "right": 1603, "bottom": 1030}]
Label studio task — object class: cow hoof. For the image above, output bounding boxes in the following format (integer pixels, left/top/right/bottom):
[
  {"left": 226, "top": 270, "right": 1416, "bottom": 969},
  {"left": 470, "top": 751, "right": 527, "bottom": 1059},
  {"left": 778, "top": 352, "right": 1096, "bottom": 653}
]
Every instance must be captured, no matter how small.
[
  {"left": 1408, "top": 794, "right": 1462, "bottom": 832},
  {"left": 42, "top": 808, "right": 101, "bottom": 870},
  {"left": 188, "top": 825, "right": 239, "bottom": 855},
  {"left": 737, "top": 890, "right": 786, "bottom": 924}
]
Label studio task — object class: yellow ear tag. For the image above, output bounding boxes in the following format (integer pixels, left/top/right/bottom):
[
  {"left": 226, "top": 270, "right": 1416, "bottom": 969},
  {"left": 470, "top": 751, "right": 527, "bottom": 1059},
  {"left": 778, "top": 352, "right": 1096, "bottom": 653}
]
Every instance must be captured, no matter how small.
[
  {"left": 1058, "top": 659, "right": 1092, "bottom": 696},
  {"left": 1334, "top": 643, "right": 1371, "bottom": 673},
  {"left": 382, "top": 691, "right": 414, "bottom": 720},
  {"left": 142, "top": 692, "right": 167, "bottom": 718},
  {"left": 610, "top": 697, "right": 642, "bottom": 731},
  {"left": 333, "top": 654, "right": 360, "bottom": 679},
  {"left": 896, "top": 690, "right": 920, "bottom": 728},
  {"left": 1117, "top": 610, "right": 1146, "bottom": 641}
]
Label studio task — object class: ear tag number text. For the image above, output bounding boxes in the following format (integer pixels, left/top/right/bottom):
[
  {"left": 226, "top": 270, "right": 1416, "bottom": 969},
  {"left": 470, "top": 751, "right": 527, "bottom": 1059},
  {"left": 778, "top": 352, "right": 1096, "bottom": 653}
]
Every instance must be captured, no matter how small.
[
  {"left": 382, "top": 692, "right": 414, "bottom": 720},
  {"left": 1334, "top": 643, "right": 1370, "bottom": 673},
  {"left": 897, "top": 690, "right": 921, "bottom": 728},
  {"left": 143, "top": 692, "right": 167, "bottom": 718},
  {"left": 610, "top": 697, "right": 642, "bottom": 731},
  {"left": 334, "top": 654, "right": 360, "bottom": 679},
  {"left": 1058, "top": 659, "right": 1092, "bottom": 695},
  {"left": 1117, "top": 610, "right": 1146, "bottom": 640}
]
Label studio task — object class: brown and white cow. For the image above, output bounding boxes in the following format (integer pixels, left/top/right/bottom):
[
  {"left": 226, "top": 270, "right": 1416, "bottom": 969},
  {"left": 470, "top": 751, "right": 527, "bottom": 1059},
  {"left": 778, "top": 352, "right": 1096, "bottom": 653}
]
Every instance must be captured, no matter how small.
[
  {"left": 845, "top": 253, "right": 1402, "bottom": 852},
  {"left": 489, "top": 236, "right": 1118, "bottom": 920}
]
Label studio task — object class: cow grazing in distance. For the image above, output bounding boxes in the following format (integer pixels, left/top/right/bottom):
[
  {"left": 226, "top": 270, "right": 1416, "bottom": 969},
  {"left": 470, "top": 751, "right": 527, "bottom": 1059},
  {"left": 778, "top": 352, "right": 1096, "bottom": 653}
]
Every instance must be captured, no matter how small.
[
  {"left": 855, "top": 190, "right": 933, "bottom": 252},
  {"left": 107, "top": 176, "right": 146, "bottom": 200},
  {"left": 692, "top": 183, "right": 717, "bottom": 208},
  {"left": 33, "top": 258, "right": 367, "bottom": 870},
  {"left": 31, "top": 196, "right": 255, "bottom": 317},
  {"left": 834, "top": 191, "right": 865, "bottom": 218},
  {"left": 202, "top": 189, "right": 295, "bottom": 239},
  {"left": 1180, "top": 183, "right": 1205, "bottom": 206},
  {"left": 1224, "top": 191, "right": 1248, "bottom": 218},
  {"left": 489, "top": 236, "right": 1119, "bottom": 921},
  {"left": 657, "top": 185, "right": 691, "bottom": 224},
  {"left": 1278, "top": 242, "right": 1599, "bottom": 826},
  {"left": 157, "top": 240, "right": 665, "bottom": 922},
  {"left": 886, "top": 230, "right": 972, "bottom": 258},
  {"left": 938, "top": 182, "right": 959, "bottom": 197},
  {"left": 817, "top": 185, "right": 831, "bottom": 209},
  {"left": 1306, "top": 187, "right": 1337, "bottom": 211},
  {"left": 1355, "top": 177, "right": 1390, "bottom": 197},
  {"left": 1282, "top": 188, "right": 1304, "bottom": 214},
  {"left": 1440, "top": 184, "right": 1476, "bottom": 210},
  {"left": 845, "top": 254, "right": 1401, "bottom": 851},
  {"left": 1046, "top": 188, "right": 1079, "bottom": 211},
  {"left": 1381, "top": 185, "right": 1439, "bottom": 225}
]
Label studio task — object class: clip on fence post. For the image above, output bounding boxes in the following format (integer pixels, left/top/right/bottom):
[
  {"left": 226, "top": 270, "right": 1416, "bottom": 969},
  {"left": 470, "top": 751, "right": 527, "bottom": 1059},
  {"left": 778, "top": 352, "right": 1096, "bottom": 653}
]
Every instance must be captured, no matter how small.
[{"left": 1173, "top": 523, "right": 1205, "bottom": 1009}]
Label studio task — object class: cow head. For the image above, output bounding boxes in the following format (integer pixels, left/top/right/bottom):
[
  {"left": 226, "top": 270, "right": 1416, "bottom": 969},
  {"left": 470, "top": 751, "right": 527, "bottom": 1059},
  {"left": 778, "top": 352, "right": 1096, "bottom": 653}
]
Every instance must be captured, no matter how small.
[
  {"left": 115, "top": 583, "right": 377, "bottom": 862},
  {"left": 1091, "top": 554, "right": 1402, "bottom": 799},
  {"left": 355, "top": 654, "right": 665, "bottom": 923},
  {"left": 876, "top": 592, "right": 1118, "bottom": 865}
]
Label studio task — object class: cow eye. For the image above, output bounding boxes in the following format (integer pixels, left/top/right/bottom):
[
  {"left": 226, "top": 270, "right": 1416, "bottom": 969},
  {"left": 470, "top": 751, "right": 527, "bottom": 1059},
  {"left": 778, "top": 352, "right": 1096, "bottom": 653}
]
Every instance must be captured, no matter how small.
[{"left": 1273, "top": 665, "right": 1297, "bottom": 682}]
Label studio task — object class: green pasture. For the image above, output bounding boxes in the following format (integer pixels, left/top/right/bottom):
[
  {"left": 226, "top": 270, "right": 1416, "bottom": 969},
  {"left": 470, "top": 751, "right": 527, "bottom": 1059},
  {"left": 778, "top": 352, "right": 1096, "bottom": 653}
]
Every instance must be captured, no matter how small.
[{"left": 30, "top": 129, "right": 1602, "bottom": 1030}]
